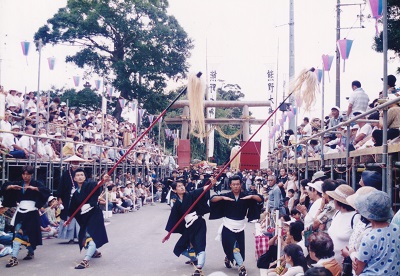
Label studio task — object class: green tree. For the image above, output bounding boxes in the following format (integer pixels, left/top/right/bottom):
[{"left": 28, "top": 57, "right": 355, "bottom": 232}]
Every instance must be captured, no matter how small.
[
  {"left": 58, "top": 88, "right": 102, "bottom": 111},
  {"left": 374, "top": 0, "right": 400, "bottom": 72},
  {"left": 34, "top": 0, "right": 193, "bottom": 118}
]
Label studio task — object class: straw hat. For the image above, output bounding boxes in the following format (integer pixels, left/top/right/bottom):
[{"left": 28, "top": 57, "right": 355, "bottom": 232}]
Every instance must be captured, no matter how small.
[
  {"left": 64, "top": 155, "right": 86, "bottom": 162},
  {"left": 355, "top": 191, "right": 394, "bottom": 222},
  {"left": 346, "top": 186, "right": 377, "bottom": 210},
  {"left": 326, "top": 184, "right": 355, "bottom": 205}
]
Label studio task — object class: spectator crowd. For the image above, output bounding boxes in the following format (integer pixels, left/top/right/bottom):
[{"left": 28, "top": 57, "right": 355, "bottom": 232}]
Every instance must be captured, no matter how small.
[{"left": 269, "top": 76, "right": 400, "bottom": 163}]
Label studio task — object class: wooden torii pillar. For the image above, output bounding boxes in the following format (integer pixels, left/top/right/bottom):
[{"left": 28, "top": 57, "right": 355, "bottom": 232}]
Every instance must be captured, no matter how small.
[{"left": 166, "top": 100, "right": 271, "bottom": 169}]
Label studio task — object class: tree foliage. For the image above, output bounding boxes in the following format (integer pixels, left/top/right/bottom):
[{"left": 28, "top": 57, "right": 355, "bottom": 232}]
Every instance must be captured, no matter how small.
[
  {"left": 34, "top": 0, "right": 193, "bottom": 118},
  {"left": 47, "top": 87, "right": 102, "bottom": 111},
  {"left": 374, "top": 0, "right": 400, "bottom": 72}
]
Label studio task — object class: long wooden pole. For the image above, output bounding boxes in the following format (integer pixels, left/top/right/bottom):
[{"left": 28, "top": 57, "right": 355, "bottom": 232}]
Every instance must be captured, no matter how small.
[
  {"left": 162, "top": 89, "right": 295, "bottom": 242},
  {"left": 64, "top": 72, "right": 202, "bottom": 226}
]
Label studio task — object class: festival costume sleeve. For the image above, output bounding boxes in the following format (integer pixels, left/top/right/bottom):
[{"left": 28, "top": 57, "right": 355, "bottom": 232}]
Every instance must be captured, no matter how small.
[
  {"left": 165, "top": 200, "right": 185, "bottom": 234},
  {"left": 209, "top": 192, "right": 230, "bottom": 220},
  {"left": 189, "top": 187, "right": 210, "bottom": 216},
  {"left": 32, "top": 180, "right": 51, "bottom": 209},
  {"left": 246, "top": 194, "right": 263, "bottom": 222}
]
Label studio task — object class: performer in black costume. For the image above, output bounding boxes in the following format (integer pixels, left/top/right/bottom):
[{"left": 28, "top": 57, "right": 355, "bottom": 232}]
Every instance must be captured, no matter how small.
[
  {"left": 1, "top": 165, "right": 50, "bottom": 268},
  {"left": 56, "top": 155, "right": 85, "bottom": 243},
  {"left": 161, "top": 170, "right": 178, "bottom": 203},
  {"left": 210, "top": 174, "right": 263, "bottom": 276},
  {"left": 165, "top": 178, "right": 214, "bottom": 276},
  {"left": 68, "top": 168, "right": 109, "bottom": 269}
]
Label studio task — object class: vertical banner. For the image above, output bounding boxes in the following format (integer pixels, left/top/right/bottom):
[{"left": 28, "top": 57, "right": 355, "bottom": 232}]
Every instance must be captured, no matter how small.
[
  {"left": 207, "top": 69, "right": 217, "bottom": 158},
  {"left": 266, "top": 64, "right": 276, "bottom": 151}
]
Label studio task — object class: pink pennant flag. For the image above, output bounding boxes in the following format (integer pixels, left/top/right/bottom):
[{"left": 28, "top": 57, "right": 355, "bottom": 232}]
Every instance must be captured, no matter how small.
[
  {"left": 138, "top": 109, "right": 145, "bottom": 118},
  {"left": 148, "top": 115, "right": 154, "bottom": 124},
  {"left": 119, "top": 99, "right": 126, "bottom": 108},
  {"left": 94, "top": 80, "right": 101, "bottom": 90},
  {"left": 322, "top": 54, "right": 334, "bottom": 82},
  {"left": 368, "top": 0, "right": 383, "bottom": 35},
  {"left": 322, "top": 55, "right": 334, "bottom": 71},
  {"left": 21, "top": 41, "right": 30, "bottom": 56},
  {"left": 315, "top": 69, "right": 323, "bottom": 83},
  {"left": 47, "top": 57, "right": 56, "bottom": 70},
  {"left": 107, "top": 87, "right": 114, "bottom": 97},
  {"left": 73, "top": 76, "right": 80, "bottom": 87},
  {"left": 337, "top": 39, "right": 354, "bottom": 72}
]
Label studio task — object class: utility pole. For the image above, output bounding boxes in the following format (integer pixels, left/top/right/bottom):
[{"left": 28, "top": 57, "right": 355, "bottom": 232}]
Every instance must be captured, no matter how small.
[
  {"left": 336, "top": 0, "right": 341, "bottom": 107},
  {"left": 288, "top": 0, "right": 295, "bottom": 130},
  {"left": 336, "top": 1, "right": 365, "bottom": 107}
]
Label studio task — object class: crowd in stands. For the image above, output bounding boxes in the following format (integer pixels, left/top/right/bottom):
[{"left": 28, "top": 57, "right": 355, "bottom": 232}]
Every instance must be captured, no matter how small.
[
  {"left": 0, "top": 88, "right": 176, "bottom": 169},
  {"left": 269, "top": 76, "right": 400, "bottom": 163}
]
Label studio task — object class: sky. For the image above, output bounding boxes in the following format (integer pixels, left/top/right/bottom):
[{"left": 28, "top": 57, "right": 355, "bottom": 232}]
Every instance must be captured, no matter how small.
[{"left": 0, "top": 0, "right": 397, "bottom": 160}]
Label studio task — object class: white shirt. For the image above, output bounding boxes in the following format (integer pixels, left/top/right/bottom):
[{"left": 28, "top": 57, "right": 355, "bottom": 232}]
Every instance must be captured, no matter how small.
[
  {"left": 302, "top": 123, "right": 312, "bottom": 137},
  {"left": 19, "top": 135, "right": 35, "bottom": 152},
  {"left": 327, "top": 210, "right": 360, "bottom": 266},
  {"left": 356, "top": 123, "right": 372, "bottom": 138},
  {"left": 348, "top": 88, "right": 369, "bottom": 115},
  {"left": 304, "top": 198, "right": 323, "bottom": 229},
  {"left": 36, "top": 140, "right": 47, "bottom": 156},
  {"left": 2, "top": 134, "right": 20, "bottom": 151},
  {"left": 0, "top": 119, "right": 11, "bottom": 138}
]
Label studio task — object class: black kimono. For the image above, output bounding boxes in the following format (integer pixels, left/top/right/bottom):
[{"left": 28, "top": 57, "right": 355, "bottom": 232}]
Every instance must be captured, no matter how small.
[
  {"left": 68, "top": 181, "right": 108, "bottom": 251},
  {"left": 209, "top": 191, "right": 263, "bottom": 263},
  {"left": 165, "top": 188, "right": 210, "bottom": 257},
  {"left": 1, "top": 180, "right": 50, "bottom": 250}
]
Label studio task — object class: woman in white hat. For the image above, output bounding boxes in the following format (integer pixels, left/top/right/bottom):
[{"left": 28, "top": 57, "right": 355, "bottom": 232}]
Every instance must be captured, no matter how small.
[{"left": 326, "top": 185, "right": 360, "bottom": 267}]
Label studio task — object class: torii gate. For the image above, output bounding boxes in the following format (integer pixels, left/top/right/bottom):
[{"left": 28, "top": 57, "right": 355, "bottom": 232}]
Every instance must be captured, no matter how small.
[{"left": 164, "top": 100, "right": 271, "bottom": 169}]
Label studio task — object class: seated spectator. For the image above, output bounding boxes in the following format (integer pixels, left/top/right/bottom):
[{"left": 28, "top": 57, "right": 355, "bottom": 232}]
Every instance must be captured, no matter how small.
[
  {"left": 341, "top": 187, "right": 376, "bottom": 268},
  {"left": 265, "top": 243, "right": 308, "bottom": 275},
  {"left": 353, "top": 191, "right": 399, "bottom": 275},
  {"left": 119, "top": 186, "right": 134, "bottom": 210},
  {"left": 247, "top": 184, "right": 258, "bottom": 195},
  {"left": 299, "top": 181, "right": 323, "bottom": 230},
  {"left": 308, "top": 232, "right": 342, "bottom": 276},
  {"left": 289, "top": 209, "right": 301, "bottom": 222},
  {"left": 314, "top": 179, "right": 338, "bottom": 231},
  {"left": 0, "top": 202, "right": 13, "bottom": 247},
  {"left": 287, "top": 189, "right": 296, "bottom": 212},
  {"left": 351, "top": 118, "right": 372, "bottom": 150},
  {"left": 98, "top": 186, "right": 114, "bottom": 212},
  {"left": 1, "top": 125, "right": 27, "bottom": 158},
  {"left": 39, "top": 208, "right": 58, "bottom": 239},
  {"left": 376, "top": 94, "right": 400, "bottom": 141},
  {"left": 45, "top": 196, "right": 59, "bottom": 228}
]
